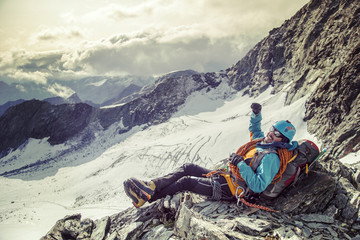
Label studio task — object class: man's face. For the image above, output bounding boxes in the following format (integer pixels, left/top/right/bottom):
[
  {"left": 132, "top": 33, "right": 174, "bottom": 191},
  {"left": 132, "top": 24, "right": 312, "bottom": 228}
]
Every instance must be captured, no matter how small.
[
  {"left": 264, "top": 127, "right": 284, "bottom": 143},
  {"left": 264, "top": 131, "right": 283, "bottom": 143}
]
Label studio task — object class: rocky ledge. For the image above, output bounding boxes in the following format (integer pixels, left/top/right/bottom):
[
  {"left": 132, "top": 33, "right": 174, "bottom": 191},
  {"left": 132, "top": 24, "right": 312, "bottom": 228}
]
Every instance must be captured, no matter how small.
[{"left": 41, "top": 170, "right": 360, "bottom": 240}]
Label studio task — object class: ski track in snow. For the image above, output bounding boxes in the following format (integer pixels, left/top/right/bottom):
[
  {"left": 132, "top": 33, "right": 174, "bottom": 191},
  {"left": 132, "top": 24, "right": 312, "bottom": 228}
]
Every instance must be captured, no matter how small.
[{"left": 0, "top": 85, "right": 359, "bottom": 240}]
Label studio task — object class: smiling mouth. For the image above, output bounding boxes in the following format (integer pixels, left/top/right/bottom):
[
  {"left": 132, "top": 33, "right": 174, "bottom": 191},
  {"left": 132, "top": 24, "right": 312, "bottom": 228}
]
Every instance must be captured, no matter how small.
[{"left": 266, "top": 133, "right": 275, "bottom": 142}]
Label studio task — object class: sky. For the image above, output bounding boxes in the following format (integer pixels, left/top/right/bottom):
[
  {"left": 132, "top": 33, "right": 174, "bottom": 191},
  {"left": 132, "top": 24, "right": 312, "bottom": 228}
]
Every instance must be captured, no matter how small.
[{"left": 0, "top": 0, "right": 309, "bottom": 85}]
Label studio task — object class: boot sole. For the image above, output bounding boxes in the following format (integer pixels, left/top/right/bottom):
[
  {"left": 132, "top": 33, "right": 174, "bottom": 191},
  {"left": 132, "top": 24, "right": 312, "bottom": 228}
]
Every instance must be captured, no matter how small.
[
  {"left": 132, "top": 201, "right": 141, "bottom": 208},
  {"left": 128, "top": 178, "right": 153, "bottom": 200},
  {"left": 123, "top": 180, "right": 145, "bottom": 207}
]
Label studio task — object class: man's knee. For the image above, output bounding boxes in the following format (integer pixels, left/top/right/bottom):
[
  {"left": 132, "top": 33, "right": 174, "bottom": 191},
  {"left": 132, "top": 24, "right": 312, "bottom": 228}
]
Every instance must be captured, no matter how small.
[
  {"left": 181, "top": 163, "right": 209, "bottom": 177},
  {"left": 181, "top": 163, "right": 198, "bottom": 170},
  {"left": 177, "top": 176, "right": 197, "bottom": 190}
]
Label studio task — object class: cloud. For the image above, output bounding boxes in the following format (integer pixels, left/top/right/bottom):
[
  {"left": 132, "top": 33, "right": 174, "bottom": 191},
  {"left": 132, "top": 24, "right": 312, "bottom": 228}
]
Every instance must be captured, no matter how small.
[
  {"left": 83, "top": 2, "right": 150, "bottom": 22},
  {"left": 0, "top": 0, "right": 309, "bottom": 84},
  {"left": 0, "top": 26, "right": 261, "bottom": 84},
  {"left": 86, "top": 0, "right": 304, "bottom": 41},
  {"left": 9, "top": 70, "right": 50, "bottom": 85},
  {"left": 106, "top": 6, "right": 139, "bottom": 21},
  {"left": 36, "top": 27, "right": 84, "bottom": 41},
  {"left": 0, "top": 50, "right": 65, "bottom": 84},
  {"left": 60, "top": 29, "right": 250, "bottom": 76},
  {"left": 0, "top": 50, "right": 62, "bottom": 72},
  {"left": 15, "top": 84, "right": 26, "bottom": 92},
  {"left": 47, "top": 83, "right": 75, "bottom": 98}
]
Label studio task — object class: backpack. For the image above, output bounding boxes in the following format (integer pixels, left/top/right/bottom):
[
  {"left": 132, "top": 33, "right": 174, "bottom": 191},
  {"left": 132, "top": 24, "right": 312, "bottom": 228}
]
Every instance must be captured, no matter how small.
[
  {"left": 224, "top": 139, "right": 321, "bottom": 199},
  {"left": 258, "top": 139, "right": 320, "bottom": 199}
]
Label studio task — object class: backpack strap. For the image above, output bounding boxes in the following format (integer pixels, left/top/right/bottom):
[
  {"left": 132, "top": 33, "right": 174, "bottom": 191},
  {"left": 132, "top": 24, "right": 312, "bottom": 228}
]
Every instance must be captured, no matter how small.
[{"left": 247, "top": 148, "right": 278, "bottom": 171}]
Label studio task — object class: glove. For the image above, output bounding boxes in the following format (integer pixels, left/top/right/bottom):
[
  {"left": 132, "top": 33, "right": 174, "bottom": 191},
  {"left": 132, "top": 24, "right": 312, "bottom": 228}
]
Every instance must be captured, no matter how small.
[
  {"left": 251, "top": 103, "right": 262, "bottom": 114},
  {"left": 229, "top": 153, "right": 243, "bottom": 166}
]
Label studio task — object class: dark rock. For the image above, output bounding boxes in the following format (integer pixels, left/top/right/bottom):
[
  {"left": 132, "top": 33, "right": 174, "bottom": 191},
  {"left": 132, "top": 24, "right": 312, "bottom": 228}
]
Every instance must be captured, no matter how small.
[
  {"left": 305, "top": 43, "right": 360, "bottom": 160},
  {"left": 265, "top": 171, "right": 336, "bottom": 214},
  {"left": 0, "top": 99, "right": 26, "bottom": 117},
  {"left": 299, "top": 214, "right": 334, "bottom": 224},
  {"left": 91, "top": 216, "right": 111, "bottom": 240},
  {"left": 41, "top": 214, "right": 94, "bottom": 240},
  {"left": 355, "top": 169, "right": 360, "bottom": 186},
  {"left": 0, "top": 100, "right": 95, "bottom": 156}
]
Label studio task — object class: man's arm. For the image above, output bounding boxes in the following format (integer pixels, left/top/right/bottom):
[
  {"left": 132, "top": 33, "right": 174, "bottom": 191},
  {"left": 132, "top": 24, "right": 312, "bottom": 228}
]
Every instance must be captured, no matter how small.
[
  {"left": 237, "top": 153, "right": 280, "bottom": 193},
  {"left": 249, "top": 112, "right": 264, "bottom": 140}
]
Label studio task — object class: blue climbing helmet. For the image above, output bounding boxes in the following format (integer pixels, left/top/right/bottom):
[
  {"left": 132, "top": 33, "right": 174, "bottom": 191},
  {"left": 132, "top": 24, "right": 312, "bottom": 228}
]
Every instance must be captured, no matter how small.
[{"left": 272, "top": 120, "right": 296, "bottom": 142}]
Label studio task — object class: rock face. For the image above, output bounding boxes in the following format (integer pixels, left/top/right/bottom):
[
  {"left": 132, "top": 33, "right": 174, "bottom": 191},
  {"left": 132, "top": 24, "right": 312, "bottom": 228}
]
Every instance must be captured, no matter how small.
[
  {"left": 305, "top": 44, "right": 360, "bottom": 160},
  {"left": 227, "top": 0, "right": 359, "bottom": 99},
  {"left": 0, "top": 99, "right": 25, "bottom": 117},
  {"left": 41, "top": 171, "right": 360, "bottom": 240},
  {"left": 0, "top": 100, "right": 95, "bottom": 157}
]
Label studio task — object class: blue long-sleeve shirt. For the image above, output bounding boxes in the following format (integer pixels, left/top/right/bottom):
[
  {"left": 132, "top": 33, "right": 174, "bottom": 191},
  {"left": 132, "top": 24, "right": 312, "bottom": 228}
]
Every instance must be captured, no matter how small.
[{"left": 236, "top": 112, "right": 280, "bottom": 193}]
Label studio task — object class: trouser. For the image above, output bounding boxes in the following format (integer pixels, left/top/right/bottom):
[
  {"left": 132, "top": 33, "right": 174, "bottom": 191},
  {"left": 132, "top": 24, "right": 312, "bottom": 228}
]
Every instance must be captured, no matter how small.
[{"left": 149, "top": 163, "right": 234, "bottom": 202}]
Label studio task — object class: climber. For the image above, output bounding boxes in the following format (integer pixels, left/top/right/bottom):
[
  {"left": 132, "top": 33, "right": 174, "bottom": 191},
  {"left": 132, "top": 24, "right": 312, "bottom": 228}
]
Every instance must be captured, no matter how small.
[{"left": 123, "top": 103, "right": 298, "bottom": 208}]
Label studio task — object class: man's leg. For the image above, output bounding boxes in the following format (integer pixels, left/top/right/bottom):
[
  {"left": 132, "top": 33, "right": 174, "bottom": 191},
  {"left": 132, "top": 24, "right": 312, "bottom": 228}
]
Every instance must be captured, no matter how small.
[
  {"left": 124, "top": 163, "right": 211, "bottom": 207},
  {"left": 150, "top": 173, "right": 234, "bottom": 202},
  {"left": 152, "top": 163, "right": 212, "bottom": 192},
  {"left": 150, "top": 175, "right": 212, "bottom": 201}
]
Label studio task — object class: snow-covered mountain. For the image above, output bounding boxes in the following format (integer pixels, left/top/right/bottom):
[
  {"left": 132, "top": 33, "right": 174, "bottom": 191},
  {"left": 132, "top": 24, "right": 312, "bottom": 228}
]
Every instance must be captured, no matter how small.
[
  {"left": 63, "top": 75, "right": 156, "bottom": 106},
  {"left": 0, "top": 75, "right": 155, "bottom": 107},
  {"left": 0, "top": 72, "right": 226, "bottom": 164},
  {"left": 0, "top": 0, "right": 359, "bottom": 239}
]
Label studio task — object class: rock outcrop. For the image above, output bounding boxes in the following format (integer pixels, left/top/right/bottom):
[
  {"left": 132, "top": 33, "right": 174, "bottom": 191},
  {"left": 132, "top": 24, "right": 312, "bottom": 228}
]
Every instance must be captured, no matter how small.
[
  {"left": 41, "top": 171, "right": 360, "bottom": 240},
  {"left": 305, "top": 43, "right": 360, "bottom": 160},
  {"left": 226, "top": 0, "right": 359, "bottom": 99}
]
